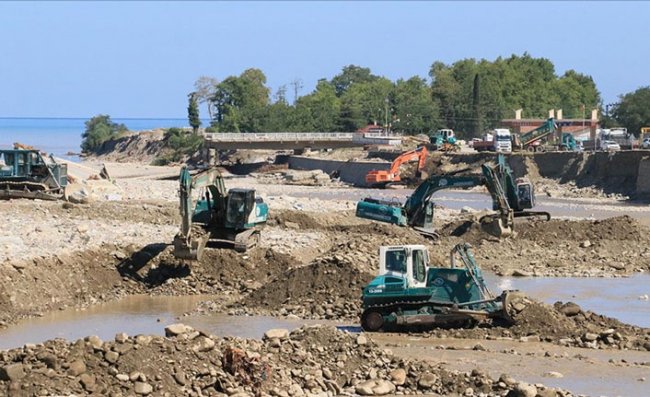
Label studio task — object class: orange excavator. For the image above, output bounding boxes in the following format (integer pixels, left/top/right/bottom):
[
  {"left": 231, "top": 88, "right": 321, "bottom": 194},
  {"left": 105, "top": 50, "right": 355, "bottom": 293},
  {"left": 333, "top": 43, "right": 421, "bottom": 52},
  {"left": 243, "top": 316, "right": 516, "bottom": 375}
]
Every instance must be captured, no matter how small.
[{"left": 365, "top": 146, "right": 428, "bottom": 188}]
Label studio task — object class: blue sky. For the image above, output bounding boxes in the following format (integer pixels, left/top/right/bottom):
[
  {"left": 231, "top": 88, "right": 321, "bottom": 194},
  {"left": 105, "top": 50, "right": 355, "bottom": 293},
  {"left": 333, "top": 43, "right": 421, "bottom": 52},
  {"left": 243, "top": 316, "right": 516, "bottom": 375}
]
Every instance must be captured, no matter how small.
[{"left": 0, "top": 1, "right": 648, "bottom": 118}]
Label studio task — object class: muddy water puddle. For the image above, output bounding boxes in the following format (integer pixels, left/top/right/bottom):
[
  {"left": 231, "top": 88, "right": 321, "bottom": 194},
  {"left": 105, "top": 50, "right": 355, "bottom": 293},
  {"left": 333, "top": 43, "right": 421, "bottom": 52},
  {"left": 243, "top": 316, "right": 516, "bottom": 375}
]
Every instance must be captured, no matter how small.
[
  {"left": 0, "top": 295, "right": 344, "bottom": 350},
  {"left": 376, "top": 335, "right": 650, "bottom": 397},
  {"left": 486, "top": 273, "right": 650, "bottom": 328}
]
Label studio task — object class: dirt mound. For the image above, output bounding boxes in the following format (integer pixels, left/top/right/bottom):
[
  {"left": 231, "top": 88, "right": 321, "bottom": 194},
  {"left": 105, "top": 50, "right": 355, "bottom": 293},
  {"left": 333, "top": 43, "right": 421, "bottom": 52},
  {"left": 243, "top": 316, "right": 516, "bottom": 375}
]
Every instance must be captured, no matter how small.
[
  {"left": 437, "top": 215, "right": 650, "bottom": 277},
  {"left": 269, "top": 210, "right": 327, "bottom": 229},
  {"left": 0, "top": 245, "right": 135, "bottom": 327},
  {"left": 429, "top": 295, "right": 649, "bottom": 351},
  {"left": 118, "top": 245, "right": 295, "bottom": 297},
  {"left": 237, "top": 259, "right": 373, "bottom": 320},
  {"left": 515, "top": 215, "right": 645, "bottom": 244},
  {"left": 0, "top": 325, "right": 565, "bottom": 396}
]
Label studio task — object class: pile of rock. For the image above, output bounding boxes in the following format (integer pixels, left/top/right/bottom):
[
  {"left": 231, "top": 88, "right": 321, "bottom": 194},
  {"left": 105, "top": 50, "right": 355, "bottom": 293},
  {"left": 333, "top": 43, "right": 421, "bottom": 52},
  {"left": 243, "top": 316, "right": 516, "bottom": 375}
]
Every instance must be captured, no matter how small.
[
  {"left": 427, "top": 298, "right": 650, "bottom": 352},
  {"left": 1, "top": 325, "right": 567, "bottom": 396},
  {"left": 255, "top": 170, "right": 340, "bottom": 187}
]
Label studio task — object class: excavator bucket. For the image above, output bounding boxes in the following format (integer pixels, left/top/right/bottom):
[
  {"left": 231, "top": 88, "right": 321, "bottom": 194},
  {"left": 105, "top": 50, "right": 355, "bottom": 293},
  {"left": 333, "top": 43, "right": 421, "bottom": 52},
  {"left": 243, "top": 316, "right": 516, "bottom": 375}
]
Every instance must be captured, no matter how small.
[
  {"left": 173, "top": 233, "right": 209, "bottom": 261},
  {"left": 479, "top": 215, "right": 513, "bottom": 238}
]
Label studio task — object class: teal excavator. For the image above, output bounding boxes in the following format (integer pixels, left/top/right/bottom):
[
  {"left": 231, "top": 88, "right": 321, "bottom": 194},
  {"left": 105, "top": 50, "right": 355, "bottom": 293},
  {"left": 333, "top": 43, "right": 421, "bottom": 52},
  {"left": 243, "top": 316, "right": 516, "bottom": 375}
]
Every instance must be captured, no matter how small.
[
  {"left": 173, "top": 166, "right": 269, "bottom": 260},
  {"left": 355, "top": 154, "right": 550, "bottom": 239}
]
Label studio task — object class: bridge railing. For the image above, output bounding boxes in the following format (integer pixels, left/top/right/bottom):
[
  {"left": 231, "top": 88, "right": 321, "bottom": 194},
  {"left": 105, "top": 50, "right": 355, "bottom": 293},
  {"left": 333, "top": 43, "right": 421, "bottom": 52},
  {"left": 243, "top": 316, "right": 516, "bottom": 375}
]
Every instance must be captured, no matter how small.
[{"left": 204, "top": 132, "right": 355, "bottom": 142}]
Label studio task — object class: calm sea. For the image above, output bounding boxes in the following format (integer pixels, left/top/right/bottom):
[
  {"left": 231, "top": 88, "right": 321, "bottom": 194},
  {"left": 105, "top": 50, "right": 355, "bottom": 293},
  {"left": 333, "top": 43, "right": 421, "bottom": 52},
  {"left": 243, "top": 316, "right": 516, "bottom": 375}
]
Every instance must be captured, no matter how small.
[{"left": 0, "top": 117, "right": 207, "bottom": 161}]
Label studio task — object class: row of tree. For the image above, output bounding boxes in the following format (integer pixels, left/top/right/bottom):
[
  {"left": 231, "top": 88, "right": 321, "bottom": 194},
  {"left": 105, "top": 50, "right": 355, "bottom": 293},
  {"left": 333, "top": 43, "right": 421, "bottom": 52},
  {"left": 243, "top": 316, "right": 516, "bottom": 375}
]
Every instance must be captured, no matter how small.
[{"left": 189, "top": 53, "right": 641, "bottom": 138}]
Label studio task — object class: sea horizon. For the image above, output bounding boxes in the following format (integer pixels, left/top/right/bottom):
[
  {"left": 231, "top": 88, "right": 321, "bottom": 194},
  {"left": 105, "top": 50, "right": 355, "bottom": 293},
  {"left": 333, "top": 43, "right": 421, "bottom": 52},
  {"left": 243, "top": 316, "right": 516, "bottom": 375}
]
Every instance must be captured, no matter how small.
[{"left": 0, "top": 117, "right": 209, "bottom": 160}]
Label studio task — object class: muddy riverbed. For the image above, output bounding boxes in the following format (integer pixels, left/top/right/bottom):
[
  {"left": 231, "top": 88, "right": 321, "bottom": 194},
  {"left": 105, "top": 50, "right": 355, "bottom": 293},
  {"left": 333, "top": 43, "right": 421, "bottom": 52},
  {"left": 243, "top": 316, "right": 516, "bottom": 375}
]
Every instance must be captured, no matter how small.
[
  {"left": 1, "top": 288, "right": 648, "bottom": 397},
  {"left": 2, "top": 161, "right": 650, "bottom": 396}
]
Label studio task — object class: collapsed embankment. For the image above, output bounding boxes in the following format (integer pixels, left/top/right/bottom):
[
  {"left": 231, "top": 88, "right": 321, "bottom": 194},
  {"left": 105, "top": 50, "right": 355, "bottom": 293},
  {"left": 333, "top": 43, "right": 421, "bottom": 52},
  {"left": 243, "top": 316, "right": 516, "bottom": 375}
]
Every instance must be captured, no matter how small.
[{"left": 429, "top": 151, "right": 650, "bottom": 199}]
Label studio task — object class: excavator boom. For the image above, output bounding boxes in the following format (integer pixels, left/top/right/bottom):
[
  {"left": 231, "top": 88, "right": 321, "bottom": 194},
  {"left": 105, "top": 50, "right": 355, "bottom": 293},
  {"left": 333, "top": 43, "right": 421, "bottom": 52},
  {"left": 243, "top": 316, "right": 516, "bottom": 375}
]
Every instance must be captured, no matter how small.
[
  {"left": 175, "top": 166, "right": 228, "bottom": 260},
  {"left": 357, "top": 154, "right": 548, "bottom": 239}
]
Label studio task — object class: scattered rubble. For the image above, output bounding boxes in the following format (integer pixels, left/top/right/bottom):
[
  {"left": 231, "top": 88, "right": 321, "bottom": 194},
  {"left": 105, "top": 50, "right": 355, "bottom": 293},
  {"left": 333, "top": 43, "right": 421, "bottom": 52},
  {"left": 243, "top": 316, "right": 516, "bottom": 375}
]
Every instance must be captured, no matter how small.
[
  {"left": 427, "top": 296, "right": 650, "bottom": 351},
  {"left": 0, "top": 325, "right": 573, "bottom": 396},
  {"left": 254, "top": 169, "right": 344, "bottom": 187}
]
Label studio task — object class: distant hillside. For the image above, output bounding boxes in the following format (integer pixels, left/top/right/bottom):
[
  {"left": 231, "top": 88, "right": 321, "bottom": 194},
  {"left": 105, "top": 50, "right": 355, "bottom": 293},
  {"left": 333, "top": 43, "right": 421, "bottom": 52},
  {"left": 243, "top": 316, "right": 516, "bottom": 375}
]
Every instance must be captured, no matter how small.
[{"left": 89, "top": 130, "right": 169, "bottom": 163}]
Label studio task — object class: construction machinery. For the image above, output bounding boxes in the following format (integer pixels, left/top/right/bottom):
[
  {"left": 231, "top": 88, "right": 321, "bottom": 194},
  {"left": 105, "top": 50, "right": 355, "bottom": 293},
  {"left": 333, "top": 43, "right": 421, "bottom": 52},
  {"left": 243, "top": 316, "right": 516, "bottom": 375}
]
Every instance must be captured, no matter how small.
[
  {"left": 429, "top": 129, "right": 459, "bottom": 152},
  {"left": 173, "top": 166, "right": 268, "bottom": 260},
  {"left": 473, "top": 129, "right": 512, "bottom": 153},
  {"left": 0, "top": 149, "right": 68, "bottom": 200},
  {"left": 360, "top": 243, "right": 518, "bottom": 331},
  {"left": 512, "top": 118, "right": 557, "bottom": 152},
  {"left": 356, "top": 154, "right": 550, "bottom": 239},
  {"left": 365, "top": 146, "right": 428, "bottom": 188}
]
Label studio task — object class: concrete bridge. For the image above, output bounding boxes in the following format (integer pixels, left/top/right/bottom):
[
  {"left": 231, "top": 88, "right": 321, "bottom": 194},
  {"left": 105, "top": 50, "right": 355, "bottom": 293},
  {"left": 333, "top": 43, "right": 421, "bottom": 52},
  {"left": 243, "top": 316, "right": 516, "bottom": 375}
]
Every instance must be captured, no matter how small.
[{"left": 203, "top": 132, "right": 402, "bottom": 151}]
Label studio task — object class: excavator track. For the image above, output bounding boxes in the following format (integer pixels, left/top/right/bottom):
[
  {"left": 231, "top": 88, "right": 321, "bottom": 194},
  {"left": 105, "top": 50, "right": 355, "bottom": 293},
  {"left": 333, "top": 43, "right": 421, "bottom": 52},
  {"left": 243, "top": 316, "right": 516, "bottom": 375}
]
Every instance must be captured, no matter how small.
[{"left": 513, "top": 211, "right": 551, "bottom": 221}]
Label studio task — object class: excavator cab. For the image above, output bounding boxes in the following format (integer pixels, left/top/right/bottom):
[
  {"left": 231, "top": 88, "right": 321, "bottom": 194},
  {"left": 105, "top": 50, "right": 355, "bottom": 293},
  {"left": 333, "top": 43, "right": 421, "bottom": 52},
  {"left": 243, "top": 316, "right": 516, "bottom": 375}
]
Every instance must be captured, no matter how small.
[
  {"left": 225, "top": 189, "right": 257, "bottom": 229},
  {"left": 515, "top": 178, "right": 535, "bottom": 209}
]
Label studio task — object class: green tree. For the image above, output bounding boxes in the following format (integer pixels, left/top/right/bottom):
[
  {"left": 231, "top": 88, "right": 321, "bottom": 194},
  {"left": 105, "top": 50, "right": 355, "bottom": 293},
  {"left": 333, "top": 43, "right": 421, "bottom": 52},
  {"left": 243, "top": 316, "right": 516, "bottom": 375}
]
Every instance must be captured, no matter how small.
[
  {"left": 554, "top": 70, "right": 601, "bottom": 118},
  {"left": 210, "top": 68, "right": 270, "bottom": 132},
  {"left": 294, "top": 80, "right": 341, "bottom": 131},
  {"left": 392, "top": 76, "right": 439, "bottom": 134},
  {"left": 331, "top": 65, "right": 378, "bottom": 97},
  {"left": 338, "top": 77, "right": 394, "bottom": 131},
  {"left": 429, "top": 54, "right": 601, "bottom": 137},
  {"left": 154, "top": 127, "right": 204, "bottom": 165},
  {"left": 613, "top": 86, "right": 650, "bottom": 136},
  {"left": 187, "top": 92, "right": 201, "bottom": 134},
  {"left": 265, "top": 85, "right": 295, "bottom": 131},
  {"left": 472, "top": 73, "right": 482, "bottom": 134},
  {"left": 81, "top": 114, "right": 127, "bottom": 153}
]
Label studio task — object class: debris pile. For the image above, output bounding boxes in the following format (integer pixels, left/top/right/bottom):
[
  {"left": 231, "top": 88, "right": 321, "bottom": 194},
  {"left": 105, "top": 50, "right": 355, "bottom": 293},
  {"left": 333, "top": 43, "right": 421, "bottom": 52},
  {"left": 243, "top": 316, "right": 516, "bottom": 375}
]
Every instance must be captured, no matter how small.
[
  {"left": 0, "top": 325, "right": 570, "bottom": 396},
  {"left": 440, "top": 216, "right": 650, "bottom": 276},
  {"left": 255, "top": 169, "right": 341, "bottom": 187},
  {"left": 429, "top": 295, "right": 650, "bottom": 351}
]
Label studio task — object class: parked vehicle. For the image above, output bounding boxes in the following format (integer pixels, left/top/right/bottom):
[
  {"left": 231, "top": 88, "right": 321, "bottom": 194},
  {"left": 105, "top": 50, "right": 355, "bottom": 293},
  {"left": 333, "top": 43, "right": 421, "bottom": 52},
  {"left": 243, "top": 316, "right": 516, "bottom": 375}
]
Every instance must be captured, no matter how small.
[
  {"left": 598, "top": 128, "right": 636, "bottom": 150},
  {"left": 511, "top": 118, "right": 556, "bottom": 152},
  {"left": 601, "top": 140, "right": 621, "bottom": 151},
  {"left": 428, "top": 129, "right": 459, "bottom": 151},
  {"left": 642, "top": 138, "right": 650, "bottom": 149},
  {"left": 473, "top": 129, "right": 512, "bottom": 153}
]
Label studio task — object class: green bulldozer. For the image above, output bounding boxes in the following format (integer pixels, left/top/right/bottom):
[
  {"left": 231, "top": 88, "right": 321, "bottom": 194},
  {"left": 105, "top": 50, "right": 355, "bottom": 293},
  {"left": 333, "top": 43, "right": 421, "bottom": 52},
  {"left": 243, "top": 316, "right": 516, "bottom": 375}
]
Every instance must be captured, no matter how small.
[
  {"left": 0, "top": 149, "right": 68, "bottom": 200},
  {"left": 360, "top": 243, "right": 519, "bottom": 331}
]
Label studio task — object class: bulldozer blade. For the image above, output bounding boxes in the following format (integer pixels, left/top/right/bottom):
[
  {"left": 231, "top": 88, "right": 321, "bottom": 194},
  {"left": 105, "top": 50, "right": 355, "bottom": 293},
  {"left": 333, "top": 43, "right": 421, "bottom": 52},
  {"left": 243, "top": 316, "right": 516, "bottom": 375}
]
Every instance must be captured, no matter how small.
[{"left": 500, "top": 290, "right": 527, "bottom": 324}]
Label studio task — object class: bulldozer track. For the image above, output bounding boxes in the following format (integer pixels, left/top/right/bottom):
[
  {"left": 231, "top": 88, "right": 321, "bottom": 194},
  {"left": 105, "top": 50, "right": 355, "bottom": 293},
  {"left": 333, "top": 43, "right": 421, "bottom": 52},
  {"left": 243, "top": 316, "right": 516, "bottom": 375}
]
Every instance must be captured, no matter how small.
[{"left": 0, "top": 181, "right": 52, "bottom": 192}]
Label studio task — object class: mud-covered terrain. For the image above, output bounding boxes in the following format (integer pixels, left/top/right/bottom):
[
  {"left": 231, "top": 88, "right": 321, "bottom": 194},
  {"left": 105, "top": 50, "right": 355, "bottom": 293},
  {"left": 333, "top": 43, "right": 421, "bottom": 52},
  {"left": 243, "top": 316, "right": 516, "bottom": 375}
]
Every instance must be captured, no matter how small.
[{"left": 2, "top": 158, "right": 650, "bottom": 396}]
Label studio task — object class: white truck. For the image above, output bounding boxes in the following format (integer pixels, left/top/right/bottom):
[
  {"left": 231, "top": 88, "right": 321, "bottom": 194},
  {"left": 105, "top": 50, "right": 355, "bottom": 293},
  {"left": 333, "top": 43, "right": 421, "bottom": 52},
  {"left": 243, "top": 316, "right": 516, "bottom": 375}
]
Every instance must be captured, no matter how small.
[
  {"left": 598, "top": 128, "right": 636, "bottom": 150},
  {"left": 473, "top": 129, "right": 512, "bottom": 153}
]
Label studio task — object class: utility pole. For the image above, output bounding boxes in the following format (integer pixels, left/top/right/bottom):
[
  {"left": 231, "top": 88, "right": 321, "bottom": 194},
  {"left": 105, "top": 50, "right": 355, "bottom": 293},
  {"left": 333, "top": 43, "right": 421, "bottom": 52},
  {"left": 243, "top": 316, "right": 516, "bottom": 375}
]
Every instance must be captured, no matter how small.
[{"left": 384, "top": 98, "right": 389, "bottom": 134}]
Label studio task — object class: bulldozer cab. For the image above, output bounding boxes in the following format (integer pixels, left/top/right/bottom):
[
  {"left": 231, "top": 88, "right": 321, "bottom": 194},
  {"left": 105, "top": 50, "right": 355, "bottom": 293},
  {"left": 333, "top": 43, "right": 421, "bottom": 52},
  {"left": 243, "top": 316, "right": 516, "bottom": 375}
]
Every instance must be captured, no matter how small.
[
  {"left": 0, "top": 150, "right": 37, "bottom": 178},
  {"left": 379, "top": 245, "right": 428, "bottom": 288}
]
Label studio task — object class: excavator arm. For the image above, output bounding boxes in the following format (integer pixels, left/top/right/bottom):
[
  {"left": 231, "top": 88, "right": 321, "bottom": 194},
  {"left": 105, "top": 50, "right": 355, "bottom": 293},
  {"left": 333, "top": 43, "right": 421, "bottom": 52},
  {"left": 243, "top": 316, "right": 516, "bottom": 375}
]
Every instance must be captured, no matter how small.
[
  {"left": 404, "top": 174, "right": 484, "bottom": 230},
  {"left": 365, "top": 146, "right": 428, "bottom": 187},
  {"left": 175, "top": 166, "right": 228, "bottom": 260},
  {"left": 403, "top": 158, "right": 515, "bottom": 237}
]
